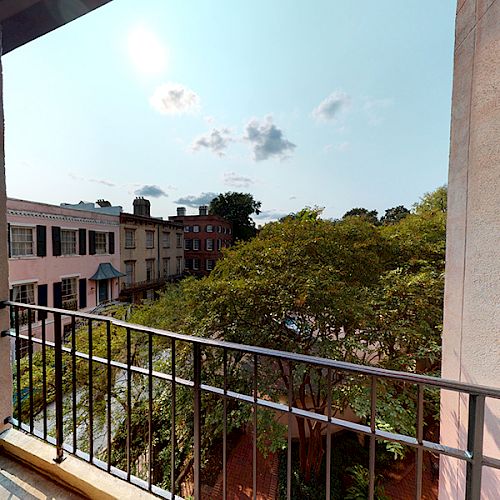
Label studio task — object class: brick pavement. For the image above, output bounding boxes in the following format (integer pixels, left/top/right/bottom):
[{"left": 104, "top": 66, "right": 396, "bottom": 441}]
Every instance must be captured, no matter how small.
[{"left": 209, "top": 433, "right": 279, "bottom": 500}]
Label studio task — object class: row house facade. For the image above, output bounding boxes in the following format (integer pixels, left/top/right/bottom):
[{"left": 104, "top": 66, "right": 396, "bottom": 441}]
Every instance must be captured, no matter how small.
[
  {"left": 119, "top": 198, "right": 184, "bottom": 302},
  {"left": 169, "top": 205, "right": 233, "bottom": 277},
  {"left": 7, "top": 198, "right": 123, "bottom": 346}
]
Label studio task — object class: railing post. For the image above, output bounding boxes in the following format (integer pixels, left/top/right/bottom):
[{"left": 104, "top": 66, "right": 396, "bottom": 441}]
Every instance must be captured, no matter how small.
[
  {"left": 465, "top": 394, "right": 485, "bottom": 500},
  {"left": 193, "top": 343, "right": 201, "bottom": 499},
  {"left": 53, "top": 312, "right": 65, "bottom": 463}
]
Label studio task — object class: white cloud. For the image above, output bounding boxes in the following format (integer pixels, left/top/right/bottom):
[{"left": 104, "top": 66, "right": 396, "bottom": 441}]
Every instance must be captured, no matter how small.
[
  {"left": 150, "top": 83, "right": 200, "bottom": 115},
  {"left": 134, "top": 185, "right": 168, "bottom": 198},
  {"left": 192, "top": 128, "right": 233, "bottom": 157},
  {"left": 243, "top": 116, "right": 296, "bottom": 161},
  {"left": 223, "top": 172, "right": 255, "bottom": 188},
  {"left": 174, "top": 192, "right": 218, "bottom": 207},
  {"left": 313, "top": 91, "right": 351, "bottom": 121},
  {"left": 255, "top": 209, "right": 289, "bottom": 220}
]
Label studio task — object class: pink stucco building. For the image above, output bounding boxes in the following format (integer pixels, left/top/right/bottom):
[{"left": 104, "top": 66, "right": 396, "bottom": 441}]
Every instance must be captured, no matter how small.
[{"left": 7, "top": 198, "right": 122, "bottom": 344}]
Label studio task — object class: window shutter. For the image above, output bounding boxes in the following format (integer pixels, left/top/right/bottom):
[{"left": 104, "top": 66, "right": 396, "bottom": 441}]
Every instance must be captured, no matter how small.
[
  {"left": 36, "top": 225, "right": 47, "bottom": 257},
  {"left": 79, "top": 279, "right": 87, "bottom": 309},
  {"left": 108, "top": 232, "right": 115, "bottom": 254},
  {"left": 53, "top": 282, "right": 62, "bottom": 308},
  {"left": 89, "top": 230, "right": 96, "bottom": 255},
  {"left": 52, "top": 226, "right": 61, "bottom": 256},
  {"left": 79, "top": 229, "right": 87, "bottom": 255},
  {"left": 7, "top": 223, "right": 11, "bottom": 258},
  {"left": 38, "top": 284, "right": 48, "bottom": 320}
]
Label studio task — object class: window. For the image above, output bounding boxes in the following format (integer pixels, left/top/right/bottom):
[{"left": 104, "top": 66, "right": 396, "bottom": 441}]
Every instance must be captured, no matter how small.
[
  {"left": 162, "top": 232, "right": 170, "bottom": 248},
  {"left": 11, "top": 283, "right": 36, "bottom": 325},
  {"left": 61, "top": 229, "right": 77, "bottom": 255},
  {"left": 146, "top": 230, "right": 155, "bottom": 249},
  {"left": 192, "top": 258, "right": 200, "bottom": 270},
  {"left": 11, "top": 226, "right": 34, "bottom": 256},
  {"left": 193, "top": 239, "right": 200, "bottom": 250},
  {"left": 146, "top": 259, "right": 155, "bottom": 281},
  {"left": 95, "top": 232, "right": 107, "bottom": 254},
  {"left": 206, "top": 239, "right": 214, "bottom": 251},
  {"left": 176, "top": 257, "right": 183, "bottom": 274},
  {"left": 184, "top": 226, "right": 191, "bottom": 233},
  {"left": 217, "top": 239, "right": 222, "bottom": 251},
  {"left": 185, "top": 239, "right": 193, "bottom": 250},
  {"left": 206, "top": 225, "right": 213, "bottom": 232},
  {"left": 228, "top": 228, "right": 232, "bottom": 235},
  {"left": 163, "top": 258, "right": 170, "bottom": 277},
  {"left": 176, "top": 233, "right": 182, "bottom": 248},
  {"left": 125, "top": 229, "right": 135, "bottom": 248},
  {"left": 206, "top": 259, "right": 215, "bottom": 271},
  {"left": 217, "top": 226, "right": 222, "bottom": 233},
  {"left": 125, "top": 261, "right": 135, "bottom": 286},
  {"left": 193, "top": 225, "right": 200, "bottom": 233},
  {"left": 61, "top": 277, "right": 78, "bottom": 311}
]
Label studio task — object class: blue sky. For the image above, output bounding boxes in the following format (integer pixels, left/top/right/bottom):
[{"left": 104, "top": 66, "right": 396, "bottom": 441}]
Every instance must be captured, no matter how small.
[{"left": 4, "top": 0, "right": 456, "bottom": 222}]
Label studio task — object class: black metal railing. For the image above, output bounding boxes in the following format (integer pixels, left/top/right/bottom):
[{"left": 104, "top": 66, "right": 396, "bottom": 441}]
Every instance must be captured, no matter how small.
[{"left": 2, "top": 300, "right": 500, "bottom": 499}]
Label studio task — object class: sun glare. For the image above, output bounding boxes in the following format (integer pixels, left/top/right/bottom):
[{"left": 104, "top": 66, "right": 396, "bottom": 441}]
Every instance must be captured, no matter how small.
[{"left": 128, "top": 24, "right": 168, "bottom": 75}]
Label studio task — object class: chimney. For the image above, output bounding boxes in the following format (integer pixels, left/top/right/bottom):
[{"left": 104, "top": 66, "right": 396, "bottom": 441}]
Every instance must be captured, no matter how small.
[
  {"left": 133, "top": 197, "right": 151, "bottom": 217},
  {"left": 177, "top": 207, "right": 186, "bottom": 217},
  {"left": 199, "top": 205, "right": 208, "bottom": 216}
]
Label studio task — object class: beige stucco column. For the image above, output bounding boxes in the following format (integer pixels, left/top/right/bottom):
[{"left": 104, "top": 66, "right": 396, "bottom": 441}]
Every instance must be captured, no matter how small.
[
  {"left": 0, "top": 30, "right": 13, "bottom": 433},
  {"left": 440, "top": 0, "right": 500, "bottom": 498}
]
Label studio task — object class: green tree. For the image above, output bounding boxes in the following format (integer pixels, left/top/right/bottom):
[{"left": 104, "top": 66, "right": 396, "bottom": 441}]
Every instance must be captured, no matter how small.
[
  {"left": 380, "top": 205, "right": 410, "bottom": 225},
  {"left": 209, "top": 192, "right": 262, "bottom": 241},
  {"left": 343, "top": 207, "right": 379, "bottom": 225}
]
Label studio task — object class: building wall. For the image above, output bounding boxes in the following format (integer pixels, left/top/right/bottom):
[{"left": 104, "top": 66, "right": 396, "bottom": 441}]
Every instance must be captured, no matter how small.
[
  {"left": 0, "top": 33, "right": 12, "bottom": 434},
  {"left": 169, "top": 213, "right": 232, "bottom": 276},
  {"left": 120, "top": 213, "right": 184, "bottom": 301},
  {"left": 440, "top": 1, "right": 500, "bottom": 498},
  {"left": 7, "top": 198, "right": 121, "bottom": 338}
]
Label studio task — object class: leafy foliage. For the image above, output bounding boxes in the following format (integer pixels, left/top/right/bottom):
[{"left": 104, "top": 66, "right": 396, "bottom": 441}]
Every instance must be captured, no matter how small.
[{"left": 209, "top": 191, "right": 262, "bottom": 241}]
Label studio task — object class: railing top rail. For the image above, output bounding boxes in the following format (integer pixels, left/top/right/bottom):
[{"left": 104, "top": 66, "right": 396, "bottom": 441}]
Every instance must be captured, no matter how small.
[{"left": 4, "top": 300, "right": 500, "bottom": 399}]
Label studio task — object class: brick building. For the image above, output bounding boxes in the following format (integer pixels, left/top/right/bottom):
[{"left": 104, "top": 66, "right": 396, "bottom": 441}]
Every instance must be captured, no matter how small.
[{"left": 169, "top": 206, "right": 233, "bottom": 276}]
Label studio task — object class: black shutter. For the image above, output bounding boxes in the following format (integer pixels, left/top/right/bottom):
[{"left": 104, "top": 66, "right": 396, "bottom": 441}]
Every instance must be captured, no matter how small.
[
  {"left": 89, "top": 230, "right": 96, "bottom": 255},
  {"left": 36, "top": 225, "right": 47, "bottom": 257},
  {"left": 108, "top": 232, "right": 115, "bottom": 254},
  {"left": 52, "top": 226, "right": 61, "bottom": 256},
  {"left": 38, "top": 284, "right": 48, "bottom": 320},
  {"left": 7, "top": 223, "right": 11, "bottom": 258},
  {"left": 79, "top": 229, "right": 87, "bottom": 255},
  {"left": 79, "top": 279, "right": 87, "bottom": 309},
  {"left": 53, "top": 282, "right": 62, "bottom": 308}
]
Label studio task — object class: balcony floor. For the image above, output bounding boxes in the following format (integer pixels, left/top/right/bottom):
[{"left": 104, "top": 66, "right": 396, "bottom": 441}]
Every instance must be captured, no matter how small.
[{"left": 0, "top": 452, "right": 85, "bottom": 499}]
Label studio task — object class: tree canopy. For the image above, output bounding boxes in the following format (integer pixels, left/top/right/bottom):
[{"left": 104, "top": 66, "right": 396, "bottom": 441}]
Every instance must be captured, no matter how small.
[{"left": 209, "top": 192, "right": 262, "bottom": 241}]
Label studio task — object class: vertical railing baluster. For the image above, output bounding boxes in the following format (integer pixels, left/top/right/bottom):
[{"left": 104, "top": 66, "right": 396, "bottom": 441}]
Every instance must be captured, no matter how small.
[
  {"left": 88, "top": 319, "right": 94, "bottom": 462},
  {"left": 415, "top": 384, "right": 424, "bottom": 500},
  {"left": 106, "top": 321, "right": 112, "bottom": 472},
  {"left": 223, "top": 348, "right": 228, "bottom": 500},
  {"left": 53, "top": 312, "right": 64, "bottom": 463},
  {"left": 42, "top": 316, "right": 47, "bottom": 440},
  {"left": 15, "top": 307, "right": 21, "bottom": 429},
  {"left": 193, "top": 343, "right": 202, "bottom": 500},
  {"left": 465, "top": 394, "right": 485, "bottom": 500},
  {"left": 325, "top": 368, "right": 332, "bottom": 500},
  {"left": 148, "top": 331, "right": 153, "bottom": 491},
  {"left": 252, "top": 354, "right": 257, "bottom": 500},
  {"left": 171, "top": 339, "right": 177, "bottom": 498},
  {"left": 368, "top": 376, "right": 377, "bottom": 500},
  {"left": 287, "top": 361, "right": 293, "bottom": 500},
  {"left": 71, "top": 316, "right": 77, "bottom": 453},
  {"left": 126, "top": 327, "right": 132, "bottom": 481},
  {"left": 28, "top": 309, "right": 34, "bottom": 433}
]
